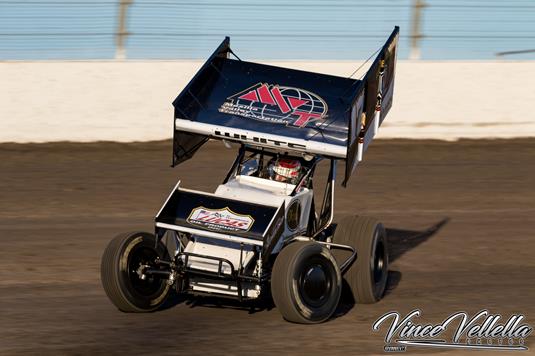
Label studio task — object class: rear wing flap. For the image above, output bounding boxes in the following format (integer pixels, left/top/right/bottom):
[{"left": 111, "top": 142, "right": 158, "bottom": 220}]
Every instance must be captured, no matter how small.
[
  {"left": 172, "top": 37, "right": 231, "bottom": 166},
  {"left": 343, "top": 26, "right": 399, "bottom": 186}
]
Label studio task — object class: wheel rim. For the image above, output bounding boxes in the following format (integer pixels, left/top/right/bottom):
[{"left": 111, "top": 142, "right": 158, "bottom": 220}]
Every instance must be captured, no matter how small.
[
  {"left": 298, "top": 256, "right": 333, "bottom": 308},
  {"left": 373, "top": 238, "right": 386, "bottom": 284},
  {"left": 127, "top": 244, "right": 164, "bottom": 298}
]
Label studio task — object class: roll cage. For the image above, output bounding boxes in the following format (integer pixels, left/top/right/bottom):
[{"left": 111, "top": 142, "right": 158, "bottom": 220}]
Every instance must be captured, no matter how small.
[{"left": 223, "top": 144, "right": 335, "bottom": 237}]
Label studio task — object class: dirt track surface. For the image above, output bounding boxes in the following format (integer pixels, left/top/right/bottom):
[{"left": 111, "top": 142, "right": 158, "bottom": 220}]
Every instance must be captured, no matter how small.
[{"left": 1, "top": 139, "right": 534, "bottom": 355}]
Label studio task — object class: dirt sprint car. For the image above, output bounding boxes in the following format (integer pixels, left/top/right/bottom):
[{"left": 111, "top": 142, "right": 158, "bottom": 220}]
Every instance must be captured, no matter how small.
[{"left": 101, "top": 27, "right": 399, "bottom": 323}]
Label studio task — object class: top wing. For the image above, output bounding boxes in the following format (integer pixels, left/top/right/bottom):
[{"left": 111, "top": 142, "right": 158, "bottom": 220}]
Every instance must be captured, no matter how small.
[
  {"left": 172, "top": 27, "right": 399, "bottom": 187},
  {"left": 173, "top": 51, "right": 357, "bottom": 161}
]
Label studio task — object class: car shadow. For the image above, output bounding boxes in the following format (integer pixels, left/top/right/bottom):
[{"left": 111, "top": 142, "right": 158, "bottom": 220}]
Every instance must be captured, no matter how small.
[
  {"left": 159, "top": 290, "right": 188, "bottom": 311},
  {"left": 335, "top": 218, "right": 450, "bottom": 317},
  {"left": 167, "top": 293, "right": 275, "bottom": 315},
  {"left": 387, "top": 218, "right": 450, "bottom": 264},
  {"left": 162, "top": 218, "right": 450, "bottom": 319}
]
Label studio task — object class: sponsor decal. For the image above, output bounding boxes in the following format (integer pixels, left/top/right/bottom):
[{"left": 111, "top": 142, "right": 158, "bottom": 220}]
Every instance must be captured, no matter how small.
[
  {"left": 373, "top": 309, "right": 532, "bottom": 352},
  {"left": 187, "top": 206, "right": 254, "bottom": 232},
  {"left": 213, "top": 129, "right": 307, "bottom": 151},
  {"left": 218, "top": 82, "right": 328, "bottom": 128}
]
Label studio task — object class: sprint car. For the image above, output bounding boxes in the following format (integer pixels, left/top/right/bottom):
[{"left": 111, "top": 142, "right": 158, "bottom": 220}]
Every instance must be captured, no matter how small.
[{"left": 101, "top": 27, "right": 399, "bottom": 323}]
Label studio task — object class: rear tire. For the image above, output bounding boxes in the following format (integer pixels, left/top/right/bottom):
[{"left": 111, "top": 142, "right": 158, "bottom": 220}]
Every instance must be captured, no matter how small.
[
  {"left": 333, "top": 216, "right": 388, "bottom": 304},
  {"left": 101, "top": 231, "right": 171, "bottom": 312},
  {"left": 271, "top": 241, "right": 341, "bottom": 324}
]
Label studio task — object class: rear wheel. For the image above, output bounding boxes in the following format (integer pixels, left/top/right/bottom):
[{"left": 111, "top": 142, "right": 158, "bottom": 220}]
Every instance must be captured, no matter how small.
[
  {"left": 333, "top": 216, "right": 388, "bottom": 304},
  {"left": 271, "top": 241, "right": 341, "bottom": 324},
  {"left": 101, "top": 231, "right": 171, "bottom": 312}
]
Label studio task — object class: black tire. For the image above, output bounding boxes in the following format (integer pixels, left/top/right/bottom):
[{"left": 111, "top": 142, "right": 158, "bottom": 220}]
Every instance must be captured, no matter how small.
[
  {"left": 333, "top": 216, "right": 388, "bottom": 304},
  {"left": 101, "top": 231, "right": 171, "bottom": 312},
  {"left": 271, "top": 241, "right": 342, "bottom": 324}
]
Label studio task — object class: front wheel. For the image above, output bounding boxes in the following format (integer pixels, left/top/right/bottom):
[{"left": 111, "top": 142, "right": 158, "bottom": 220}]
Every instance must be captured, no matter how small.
[
  {"left": 101, "top": 231, "right": 171, "bottom": 312},
  {"left": 271, "top": 241, "right": 342, "bottom": 324}
]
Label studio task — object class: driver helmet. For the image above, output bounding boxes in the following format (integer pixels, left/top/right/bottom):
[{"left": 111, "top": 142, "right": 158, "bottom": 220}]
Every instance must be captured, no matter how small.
[{"left": 272, "top": 158, "right": 301, "bottom": 183}]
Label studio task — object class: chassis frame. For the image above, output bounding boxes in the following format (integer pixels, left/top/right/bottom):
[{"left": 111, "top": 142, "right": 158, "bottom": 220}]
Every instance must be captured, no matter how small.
[{"left": 149, "top": 146, "right": 356, "bottom": 302}]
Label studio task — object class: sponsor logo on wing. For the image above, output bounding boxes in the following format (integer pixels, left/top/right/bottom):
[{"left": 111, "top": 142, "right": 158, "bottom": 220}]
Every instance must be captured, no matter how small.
[
  {"left": 187, "top": 207, "right": 254, "bottom": 232},
  {"left": 219, "top": 82, "right": 328, "bottom": 128}
]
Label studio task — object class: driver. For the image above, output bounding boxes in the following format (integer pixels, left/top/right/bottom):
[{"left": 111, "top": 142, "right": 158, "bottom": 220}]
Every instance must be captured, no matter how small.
[{"left": 270, "top": 158, "right": 302, "bottom": 184}]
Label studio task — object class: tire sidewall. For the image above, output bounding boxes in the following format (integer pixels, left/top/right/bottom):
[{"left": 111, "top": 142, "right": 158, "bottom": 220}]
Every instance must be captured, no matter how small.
[
  {"left": 287, "top": 243, "right": 341, "bottom": 323},
  {"left": 332, "top": 216, "right": 389, "bottom": 304},
  {"left": 370, "top": 224, "right": 388, "bottom": 301}
]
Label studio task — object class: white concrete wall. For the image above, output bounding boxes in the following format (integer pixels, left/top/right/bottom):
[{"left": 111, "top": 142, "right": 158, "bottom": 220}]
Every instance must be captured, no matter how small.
[{"left": 1, "top": 60, "right": 534, "bottom": 142}]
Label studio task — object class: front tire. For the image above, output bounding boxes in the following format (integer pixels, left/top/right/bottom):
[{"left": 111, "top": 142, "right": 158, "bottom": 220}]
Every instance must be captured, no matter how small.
[
  {"left": 271, "top": 241, "right": 342, "bottom": 324},
  {"left": 333, "top": 216, "right": 388, "bottom": 304},
  {"left": 101, "top": 231, "right": 171, "bottom": 312}
]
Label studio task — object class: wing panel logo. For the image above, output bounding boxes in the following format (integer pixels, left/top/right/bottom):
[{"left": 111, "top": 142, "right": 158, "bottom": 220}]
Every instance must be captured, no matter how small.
[
  {"left": 187, "top": 206, "right": 254, "bottom": 232},
  {"left": 218, "top": 83, "right": 328, "bottom": 128}
]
